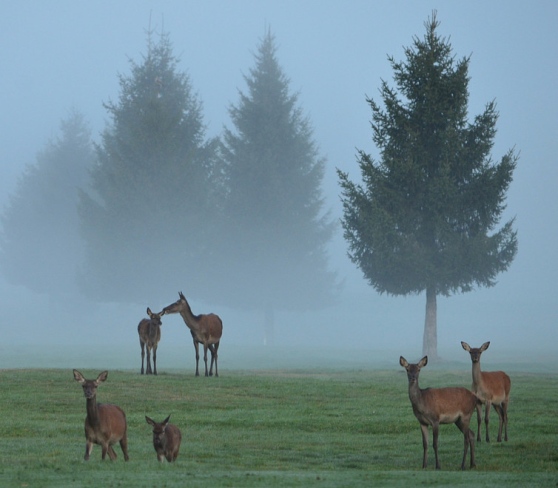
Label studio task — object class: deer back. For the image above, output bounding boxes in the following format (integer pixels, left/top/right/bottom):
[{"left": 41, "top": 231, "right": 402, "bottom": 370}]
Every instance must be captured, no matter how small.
[
  {"left": 415, "top": 386, "right": 478, "bottom": 425},
  {"left": 199, "top": 313, "right": 223, "bottom": 342}
]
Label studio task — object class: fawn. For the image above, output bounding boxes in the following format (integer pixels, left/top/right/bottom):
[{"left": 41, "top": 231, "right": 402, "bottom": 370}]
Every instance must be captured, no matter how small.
[{"left": 145, "top": 414, "right": 182, "bottom": 462}]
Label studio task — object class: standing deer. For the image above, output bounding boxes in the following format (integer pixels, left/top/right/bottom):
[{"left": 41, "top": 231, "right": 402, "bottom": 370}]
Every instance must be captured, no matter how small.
[
  {"left": 461, "top": 341, "right": 511, "bottom": 442},
  {"left": 138, "top": 307, "right": 163, "bottom": 375},
  {"left": 72, "top": 370, "right": 129, "bottom": 461},
  {"left": 145, "top": 414, "right": 182, "bottom": 462},
  {"left": 399, "top": 356, "right": 478, "bottom": 470},
  {"left": 160, "top": 291, "right": 223, "bottom": 377}
]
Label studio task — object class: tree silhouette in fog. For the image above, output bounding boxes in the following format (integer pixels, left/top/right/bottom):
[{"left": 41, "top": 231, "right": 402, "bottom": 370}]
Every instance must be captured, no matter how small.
[
  {"left": 78, "top": 30, "right": 222, "bottom": 303},
  {"left": 0, "top": 110, "right": 93, "bottom": 295},
  {"left": 338, "top": 13, "right": 518, "bottom": 359},
  {"left": 219, "top": 30, "right": 338, "bottom": 344}
]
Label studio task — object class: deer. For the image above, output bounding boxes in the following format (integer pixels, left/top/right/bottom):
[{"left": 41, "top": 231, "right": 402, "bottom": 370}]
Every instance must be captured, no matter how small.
[
  {"left": 145, "top": 414, "right": 182, "bottom": 462},
  {"left": 461, "top": 341, "right": 511, "bottom": 442},
  {"left": 399, "top": 356, "right": 478, "bottom": 470},
  {"left": 72, "top": 369, "right": 129, "bottom": 461},
  {"left": 160, "top": 291, "right": 223, "bottom": 377},
  {"left": 138, "top": 307, "right": 163, "bottom": 375}
]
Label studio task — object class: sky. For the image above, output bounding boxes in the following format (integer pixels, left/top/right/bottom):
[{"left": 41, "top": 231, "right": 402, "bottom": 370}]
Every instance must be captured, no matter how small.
[{"left": 1, "top": 1, "right": 557, "bottom": 362}]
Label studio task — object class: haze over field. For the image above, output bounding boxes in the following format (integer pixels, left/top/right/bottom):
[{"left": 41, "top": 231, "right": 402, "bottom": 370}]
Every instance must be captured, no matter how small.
[{"left": 1, "top": 1, "right": 556, "bottom": 366}]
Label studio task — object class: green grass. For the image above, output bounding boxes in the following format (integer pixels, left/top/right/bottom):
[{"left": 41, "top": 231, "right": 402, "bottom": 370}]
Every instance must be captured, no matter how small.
[{"left": 0, "top": 363, "right": 557, "bottom": 487}]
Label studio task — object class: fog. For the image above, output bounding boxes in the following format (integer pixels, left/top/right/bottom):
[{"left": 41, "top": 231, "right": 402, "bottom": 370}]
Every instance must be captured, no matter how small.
[{"left": 1, "top": 1, "right": 557, "bottom": 368}]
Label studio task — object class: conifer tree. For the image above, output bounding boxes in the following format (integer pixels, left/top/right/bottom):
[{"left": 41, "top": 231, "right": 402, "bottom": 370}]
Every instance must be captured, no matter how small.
[
  {"left": 0, "top": 110, "right": 93, "bottom": 295},
  {"left": 220, "top": 30, "right": 337, "bottom": 343},
  {"left": 79, "top": 31, "right": 221, "bottom": 303},
  {"left": 338, "top": 13, "right": 518, "bottom": 358}
]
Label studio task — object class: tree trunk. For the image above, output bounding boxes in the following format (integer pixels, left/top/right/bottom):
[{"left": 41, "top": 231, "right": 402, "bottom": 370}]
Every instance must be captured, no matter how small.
[{"left": 422, "top": 286, "right": 438, "bottom": 359}]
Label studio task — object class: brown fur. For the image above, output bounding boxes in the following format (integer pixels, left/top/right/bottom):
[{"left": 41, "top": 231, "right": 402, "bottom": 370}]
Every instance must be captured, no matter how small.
[
  {"left": 400, "top": 356, "right": 478, "bottom": 470},
  {"left": 461, "top": 341, "right": 511, "bottom": 442},
  {"left": 73, "top": 370, "right": 129, "bottom": 461},
  {"left": 160, "top": 292, "right": 223, "bottom": 377},
  {"left": 138, "top": 307, "right": 163, "bottom": 375},
  {"left": 145, "top": 414, "right": 182, "bottom": 462}
]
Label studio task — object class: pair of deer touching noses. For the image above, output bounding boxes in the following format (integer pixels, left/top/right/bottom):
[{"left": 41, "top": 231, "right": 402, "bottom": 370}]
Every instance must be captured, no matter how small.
[
  {"left": 400, "top": 341, "right": 511, "bottom": 470},
  {"left": 73, "top": 369, "right": 181, "bottom": 462}
]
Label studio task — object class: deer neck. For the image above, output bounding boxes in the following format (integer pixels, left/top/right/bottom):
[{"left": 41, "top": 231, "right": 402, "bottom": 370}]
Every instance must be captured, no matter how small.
[
  {"left": 85, "top": 396, "right": 100, "bottom": 426},
  {"left": 471, "top": 360, "right": 483, "bottom": 386},
  {"left": 179, "top": 301, "right": 200, "bottom": 332},
  {"left": 408, "top": 379, "right": 424, "bottom": 406}
]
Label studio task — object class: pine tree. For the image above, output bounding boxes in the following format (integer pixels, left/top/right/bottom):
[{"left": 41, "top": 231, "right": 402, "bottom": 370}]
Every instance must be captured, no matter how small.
[
  {"left": 0, "top": 110, "right": 93, "bottom": 295},
  {"left": 78, "top": 31, "right": 221, "bottom": 303},
  {"left": 219, "top": 30, "right": 337, "bottom": 343},
  {"left": 337, "top": 13, "right": 518, "bottom": 358}
]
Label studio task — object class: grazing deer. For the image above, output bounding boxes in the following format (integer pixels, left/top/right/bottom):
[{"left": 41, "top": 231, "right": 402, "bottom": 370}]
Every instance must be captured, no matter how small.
[
  {"left": 138, "top": 307, "right": 163, "bottom": 375},
  {"left": 399, "top": 356, "right": 477, "bottom": 470},
  {"left": 461, "top": 341, "right": 511, "bottom": 442},
  {"left": 145, "top": 414, "right": 182, "bottom": 462},
  {"left": 160, "top": 291, "right": 223, "bottom": 377},
  {"left": 72, "top": 369, "right": 129, "bottom": 461}
]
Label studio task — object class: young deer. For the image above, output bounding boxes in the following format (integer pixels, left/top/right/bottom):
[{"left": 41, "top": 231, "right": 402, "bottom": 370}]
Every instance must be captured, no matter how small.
[
  {"left": 400, "top": 356, "right": 478, "bottom": 470},
  {"left": 145, "top": 415, "right": 182, "bottom": 462},
  {"left": 461, "top": 341, "right": 511, "bottom": 442},
  {"left": 73, "top": 370, "right": 129, "bottom": 461},
  {"left": 138, "top": 307, "right": 163, "bottom": 375}
]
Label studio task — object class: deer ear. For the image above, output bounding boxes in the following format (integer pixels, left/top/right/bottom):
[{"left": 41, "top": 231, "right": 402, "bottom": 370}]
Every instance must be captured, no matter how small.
[
  {"left": 96, "top": 371, "right": 109, "bottom": 384},
  {"left": 481, "top": 341, "right": 490, "bottom": 351},
  {"left": 419, "top": 356, "right": 428, "bottom": 368},
  {"left": 147, "top": 307, "right": 152, "bottom": 315},
  {"left": 146, "top": 416, "right": 155, "bottom": 426},
  {"left": 73, "top": 369, "right": 85, "bottom": 384},
  {"left": 163, "top": 414, "right": 171, "bottom": 426},
  {"left": 399, "top": 356, "right": 408, "bottom": 368},
  {"left": 461, "top": 341, "right": 470, "bottom": 351}
]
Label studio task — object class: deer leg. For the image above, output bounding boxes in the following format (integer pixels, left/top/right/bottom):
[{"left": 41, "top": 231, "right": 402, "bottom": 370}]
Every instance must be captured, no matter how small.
[
  {"left": 484, "top": 401, "right": 492, "bottom": 442},
  {"left": 493, "top": 403, "right": 505, "bottom": 442},
  {"left": 210, "top": 342, "right": 219, "bottom": 377},
  {"left": 193, "top": 339, "right": 200, "bottom": 376},
  {"left": 208, "top": 344, "right": 215, "bottom": 376},
  {"left": 419, "top": 423, "right": 429, "bottom": 469},
  {"left": 107, "top": 445, "right": 118, "bottom": 461},
  {"left": 84, "top": 440, "right": 93, "bottom": 461},
  {"left": 120, "top": 436, "right": 129, "bottom": 461},
  {"left": 468, "top": 428, "right": 476, "bottom": 468},
  {"left": 475, "top": 402, "right": 482, "bottom": 442},
  {"left": 456, "top": 419, "right": 474, "bottom": 470},
  {"left": 432, "top": 422, "right": 441, "bottom": 470},
  {"left": 203, "top": 343, "right": 209, "bottom": 377},
  {"left": 140, "top": 341, "right": 145, "bottom": 375},
  {"left": 153, "top": 344, "right": 158, "bottom": 375},
  {"left": 146, "top": 346, "right": 152, "bottom": 375}
]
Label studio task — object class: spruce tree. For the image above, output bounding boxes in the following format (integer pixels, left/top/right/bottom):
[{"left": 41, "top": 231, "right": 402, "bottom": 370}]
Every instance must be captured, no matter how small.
[
  {"left": 219, "top": 30, "right": 337, "bottom": 343},
  {"left": 337, "top": 13, "right": 518, "bottom": 358},
  {"left": 79, "top": 31, "right": 221, "bottom": 303},
  {"left": 0, "top": 110, "right": 93, "bottom": 294}
]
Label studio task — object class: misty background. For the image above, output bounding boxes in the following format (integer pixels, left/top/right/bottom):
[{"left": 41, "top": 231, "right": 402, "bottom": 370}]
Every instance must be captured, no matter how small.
[{"left": 1, "top": 1, "right": 556, "bottom": 367}]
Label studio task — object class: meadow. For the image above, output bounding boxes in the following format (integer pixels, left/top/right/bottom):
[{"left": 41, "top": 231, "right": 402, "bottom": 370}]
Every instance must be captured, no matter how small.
[{"left": 0, "top": 345, "right": 556, "bottom": 487}]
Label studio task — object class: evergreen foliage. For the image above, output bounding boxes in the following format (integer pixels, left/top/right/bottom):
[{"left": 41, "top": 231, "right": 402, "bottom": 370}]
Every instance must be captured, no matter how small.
[
  {"left": 337, "top": 13, "right": 518, "bottom": 357},
  {"left": 219, "top": 30, "right": 337, "bottom": 323},
  {"left": 0, "top": 110, "right": 93, "bottom": 294},
  {"left": 78, "top": 31, "right": 221, "bottom": 303}
]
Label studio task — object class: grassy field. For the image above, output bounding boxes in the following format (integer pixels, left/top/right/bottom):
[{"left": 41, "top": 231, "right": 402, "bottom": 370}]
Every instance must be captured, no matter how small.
[{"left": 0, "top": 347, "right": 557, "bottom": 487}]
